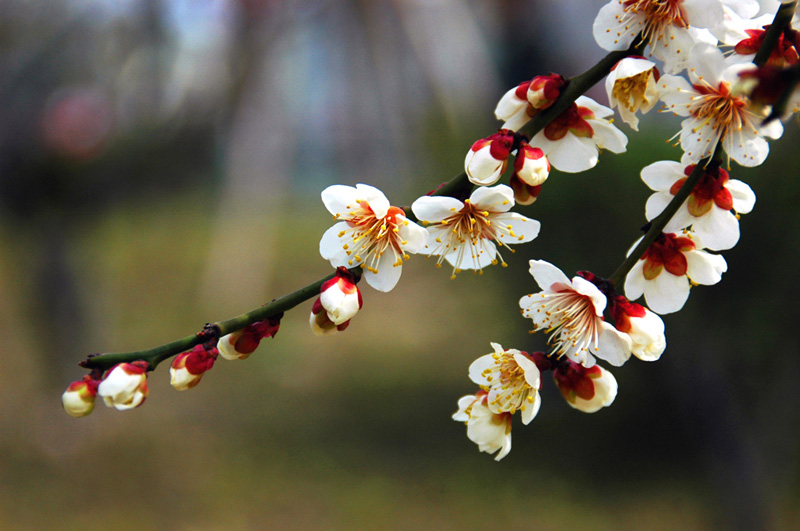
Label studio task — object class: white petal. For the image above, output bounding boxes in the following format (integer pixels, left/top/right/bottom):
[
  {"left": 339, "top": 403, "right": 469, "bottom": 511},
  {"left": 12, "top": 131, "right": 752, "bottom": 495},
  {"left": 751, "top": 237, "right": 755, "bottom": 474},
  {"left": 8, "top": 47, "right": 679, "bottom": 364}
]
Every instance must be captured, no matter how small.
[
  {"left": 658, "top": 75, "right": 695, "bottom": 116},
  {"left": 354, "top": 184, "right": 390, "bottom": 218},
  {"left": 364, "top": 252, "right": 403, "bottom": 292},
  {"left": 470, "top": 184, "right": 515, "bottom": 212},
  {"left": 535, "top": 133, "right": 598, "bottom": 173},
  {"left": 726, "top": 132, "right": 769, "bottom": 167},
  {"left": 727, "top": 179, "right": 755, "bottom": 213},
  {"left": 319, "top": 222, "right": 352, "bottom": 266},
  {"left": 493, "top": 212, "right": 541, "bottom": 244},
  {"left": 682, "top": 0, "right": 725, "bottom": 29},
  {"left": 513, "top": 352, "right": 541, "bottom": 389},
  {"left": 397, "top": 216, "right": 430, "bottom": 254},
  {"left": 641, "top": 160, "right": 684, "bottom": 192},
  {"left": 468, "top": 354, "right": 496, "bottom": 386},
  {"left": 644, "top": 272, "right": 691, "bottom": 315},
  {"left": 685, "top": 250, "right": 727, "bottom": 285},
  {"left": 589, "top": 120, "right": 628, "bottom": 153},
  {"left": 692, "top": 208, "right": 740, "bottom": 251},
  {"left": 321, "top": 185, "right": 360, "bottom": 218},
  {"left": 521, "top": 392, "right": 541, "bottom": 425},
  {"left": 528, "top": 260, "right": 571, "bottom": 291},
  {"left": 596, "top": 322, "right": 633, "bottom": 367},
  {"left": 593, "top": 0, "right": 641, "bottom": 51},
  {"left": 624, "top": 260, "right": 646, "bottom": 301},
  {"left": 445, "top": 238, "right": 497, "bottom": 270},
  {"left": 411, "top": 195, "right": 464, "bottom": 223},
  {"left": 571, "top": 276, "right": 608, "bottom": 315}
]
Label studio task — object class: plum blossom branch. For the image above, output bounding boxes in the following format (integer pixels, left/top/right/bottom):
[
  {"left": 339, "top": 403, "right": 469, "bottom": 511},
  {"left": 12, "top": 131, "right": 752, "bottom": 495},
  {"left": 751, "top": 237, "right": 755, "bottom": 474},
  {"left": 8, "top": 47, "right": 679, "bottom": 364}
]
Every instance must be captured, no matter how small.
[
  {"left": 411, "top": 36, "right": 647, "bottom": 207},
  {"left": 79, "top": 267, "right": 361, "bottom": 371},
  {"left": 607, "top": 147, "right": 722, "bottom": 288},
  {"left": 753, "top": 1, "right": 799, "bottom": 68}
]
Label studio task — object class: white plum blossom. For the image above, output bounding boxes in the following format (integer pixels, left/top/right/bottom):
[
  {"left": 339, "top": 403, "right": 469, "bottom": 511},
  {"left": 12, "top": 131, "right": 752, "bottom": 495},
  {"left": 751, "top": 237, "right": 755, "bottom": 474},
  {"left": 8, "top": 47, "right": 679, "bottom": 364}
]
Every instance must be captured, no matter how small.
[
  {"left": 452, "top": 392, "right": 513, "bottom": 461},
  {"left": 530, "top": 96, "right": 627, "bottom": 173},
  {"left": 553, "top": 360, "right": 618, "bottom": 413},
  {"left": 605, "top": 57, "right": 660, "bottom": 130},
  {"left": 309, "top": 268, "right": 363, "bottom": 336},
  {"left": 468, "top": 343, "right": 542, "bottom": 424},
  {"left": 641, "top": 160, "right": 756, "bottom": 250},
  {"left": 464, "top": 130, "right": 515, "bottom": 186},
  {"left": 319, "top": 268, "right": 362, "bottom": 325},
  {"left": 495, "top": 74, "right": 566, "bottom": 131},
  {"left": 411, "top": 185, "right": 541, "bottom": 277},
  {"left": 97, "top": 361, "right": 149, "bottom": 411},
  {"left": 62, "top": 377, "right": 99, "bottom": 417},
  {"left": 659, "top": 43, "right": 783, "bottom": 166},
  {"left": 495, "top": 82, "right": 535, "bottom": 132},
  {"left": 217, "top": 317, "right": 281, "bottom": 361},
  {"left": 169, "top": 345, "right": 217, "bottom": 391},
  {"left": 593, "top": 0, "right": 725, "bottom": 73},
  {"left": 608, "top": 295, "right": 667, "bottom": 361},
  {"left": 320, "top": 184, "right": 428, "bottom": 292},
  {"left": 624, "top": 232, "right": 728, "bottom": 314},
  {"left": 519, "top": 260, "right": 632, "bottom": 367},
  {"left": 513, "top": 142, "right": 550, "bottom": 186}
]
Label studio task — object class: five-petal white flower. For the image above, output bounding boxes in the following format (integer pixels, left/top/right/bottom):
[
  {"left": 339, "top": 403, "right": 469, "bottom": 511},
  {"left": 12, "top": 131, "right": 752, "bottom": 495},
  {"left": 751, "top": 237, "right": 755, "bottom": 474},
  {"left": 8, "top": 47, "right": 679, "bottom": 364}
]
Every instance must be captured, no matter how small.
[
  {"left": 519, "top": 260, "right": 632, "bottom": 367},
  {"left": 411, "top": 185, "right": 541, "bottom": 277},
  {"left": 468, "top": 342, "right": 542, "bottom": 425},
  {"left": 320, "top": 184, "right": 428, "bottom": 292},
  {"left": 453, "top": 392, "right": 513, "bottom": 461},
  {"left": 659, "top": 43, "right": 783, "bottom": 166},
  {"left": 593, "top": 0, "right": 724, "bottom": 74},
  {"left": 641, "top": 160, "right": 756, "bottom": 250},
  {"left": 530, "top": 96, "right": 628, "bottom": 173},
  {"left": 624, "top": 232, "right": 728, "bottom": 314}
]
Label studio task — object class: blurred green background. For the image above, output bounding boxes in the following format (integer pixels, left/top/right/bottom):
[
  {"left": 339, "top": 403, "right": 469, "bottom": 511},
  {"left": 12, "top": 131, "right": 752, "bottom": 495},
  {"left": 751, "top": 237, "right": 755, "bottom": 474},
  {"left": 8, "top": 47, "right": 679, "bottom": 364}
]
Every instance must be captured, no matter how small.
[{"left": 1, "top": 1, "right": 799, "bottom": 529}]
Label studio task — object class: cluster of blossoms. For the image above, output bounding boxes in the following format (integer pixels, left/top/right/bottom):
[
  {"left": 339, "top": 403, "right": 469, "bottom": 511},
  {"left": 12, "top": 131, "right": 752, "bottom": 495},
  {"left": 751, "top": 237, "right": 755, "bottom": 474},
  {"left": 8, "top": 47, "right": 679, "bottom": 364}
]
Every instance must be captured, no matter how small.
[
  {"left": 450, "top": 0, "right": 797, "bottom": 459},
  {"left": 62, "top": 0, "right": 797, "bottom": 468}
]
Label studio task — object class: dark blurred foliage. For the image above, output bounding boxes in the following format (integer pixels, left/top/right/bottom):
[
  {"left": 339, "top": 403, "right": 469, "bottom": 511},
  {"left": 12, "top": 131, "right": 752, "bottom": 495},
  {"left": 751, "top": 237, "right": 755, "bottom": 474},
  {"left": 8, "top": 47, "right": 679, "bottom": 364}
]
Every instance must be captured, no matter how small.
[{"left": 0, "top": 0, "right": 798, "bottom": 529}]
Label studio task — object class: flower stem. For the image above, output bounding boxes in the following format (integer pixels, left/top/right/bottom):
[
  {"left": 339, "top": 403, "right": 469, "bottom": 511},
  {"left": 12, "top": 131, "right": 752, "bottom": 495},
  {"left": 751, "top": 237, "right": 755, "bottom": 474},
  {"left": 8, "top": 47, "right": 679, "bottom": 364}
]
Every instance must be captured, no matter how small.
[
  {"left": 753, "top": 1, "right": 798, "bottom": 68},
  {"left": 79, "top": 268, "right": 361, "bottom": 371}
]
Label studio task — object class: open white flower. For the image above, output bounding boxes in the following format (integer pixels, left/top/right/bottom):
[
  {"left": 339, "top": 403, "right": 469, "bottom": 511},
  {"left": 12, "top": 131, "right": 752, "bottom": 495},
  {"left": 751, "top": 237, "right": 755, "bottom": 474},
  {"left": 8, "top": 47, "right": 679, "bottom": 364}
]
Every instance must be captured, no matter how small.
[
  {"left": 530, "top": 96, "right": 627, "bottom": 173},
  {"left": 453, "top": 392, "right": 513, "bottom": 461},
  {"left": 605, "top": 57, "right": 660, "bottom": 130},
  {"left": 593, "top": 0, "right": 724, "bottom": 73},
  {"left": 320, "top": 184, "right": 428, "bottom": 292},
  {"left": 641, "top": 160, "right": 756, "bottom": 250},
  {"left": 659, "top": 43, "right": 783, "bottom": 166},
  {"left": 411, "top": 185, "right": 540, "bottom": 277},
  {"left": 468, "top": 342, "right": 542, "bottom": 425},
  {"left": 624, "top": 232, "right": 727, "bottom": 314},
  {"left": 519, "top": 260, "right": 632, "bottom": 367}
]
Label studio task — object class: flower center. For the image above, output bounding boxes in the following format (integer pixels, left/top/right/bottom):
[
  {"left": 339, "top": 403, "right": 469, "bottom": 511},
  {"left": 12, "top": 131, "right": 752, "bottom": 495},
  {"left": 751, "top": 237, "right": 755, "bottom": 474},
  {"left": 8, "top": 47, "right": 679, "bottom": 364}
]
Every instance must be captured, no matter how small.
[
  {"left": 688, "top": 81, "right": 748, "bottom": 142},
  {"left": 624, "top": 0, "right": 688, "bottom": 43},
  {"left": 544, "top": 103, "right": 594, "bottom": 141},
  {"left": 481, "top": 353, "right": 536, "bottom": 415},
  {"left": 669, "top": 165, "right": 732, "bottom": 216},
  {"left": 613, "top": 70, "right": 653, "bottom": 112},
  {"left": 641, "top": 233, "right": 695, "bottom": 279},
  {"left": 342, "top": 203, "right": 408, "bottom": 274},
  {"left": 537, "top": 289, "right": 602, "bottom": 360},
  {"left": 428, "top": 200, "right": 520, "bottom": 278}
]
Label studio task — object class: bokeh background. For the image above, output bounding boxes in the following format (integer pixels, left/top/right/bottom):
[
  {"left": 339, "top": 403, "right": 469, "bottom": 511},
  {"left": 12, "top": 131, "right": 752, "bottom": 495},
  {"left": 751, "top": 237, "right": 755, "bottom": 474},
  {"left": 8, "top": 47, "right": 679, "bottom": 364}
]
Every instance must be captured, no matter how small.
[{"left": 1, "top": 0, "right": 799, "bottom": 529}]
